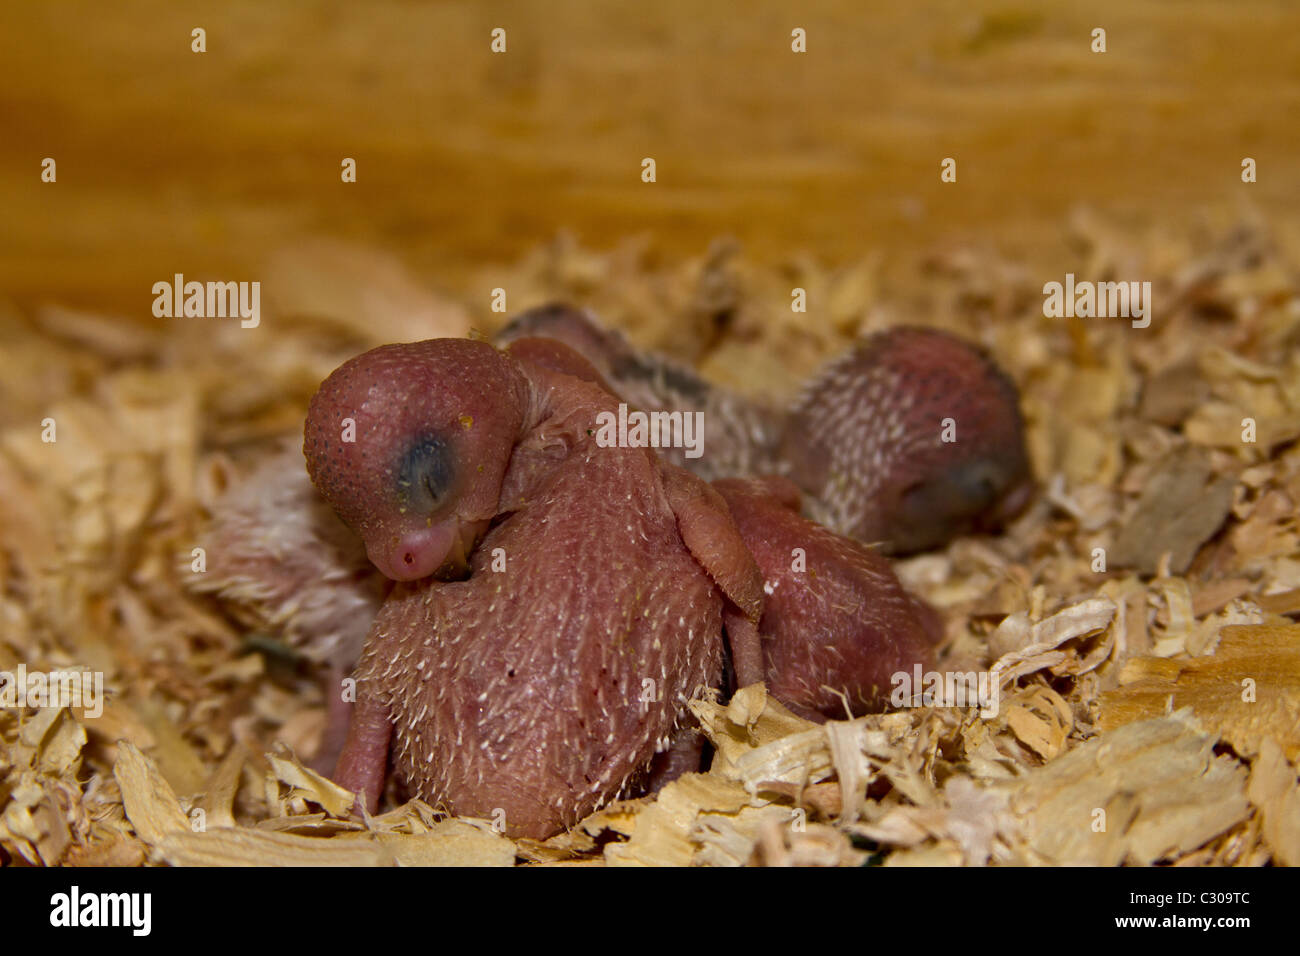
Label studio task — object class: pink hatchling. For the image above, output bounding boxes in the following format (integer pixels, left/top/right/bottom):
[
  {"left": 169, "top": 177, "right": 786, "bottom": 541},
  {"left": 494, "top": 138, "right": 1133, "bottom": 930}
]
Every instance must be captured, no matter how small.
[
  {"left": 498, "top": 307, "right": 1032, "bottom": 554},
  {"left": 714, "top": 476, "right": 942, "bottom": 721},
  {"left": 195, "top": 307, "right": 1031, "bottom": 837},
  {"left": 303, "top": 337, "right": 764, "bottom": 838}
]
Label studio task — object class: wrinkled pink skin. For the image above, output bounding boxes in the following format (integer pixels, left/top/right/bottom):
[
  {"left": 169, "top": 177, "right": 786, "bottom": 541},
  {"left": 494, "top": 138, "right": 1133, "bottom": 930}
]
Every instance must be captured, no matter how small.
[
  {"left": 305, "top": 338, "right": 763, "bottom": 839},
  {"left": 304, "top": 339, "right": 529, "bottom": 584},
  {"left": 714, "top": 476, "right": 940, "bottom": 721}
]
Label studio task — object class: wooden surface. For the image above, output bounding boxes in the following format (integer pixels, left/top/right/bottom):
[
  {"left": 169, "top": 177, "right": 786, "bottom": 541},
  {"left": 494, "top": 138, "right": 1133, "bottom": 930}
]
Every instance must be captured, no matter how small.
[{"left": 2, "top": 0, "right": 1298, "bottom": 314}]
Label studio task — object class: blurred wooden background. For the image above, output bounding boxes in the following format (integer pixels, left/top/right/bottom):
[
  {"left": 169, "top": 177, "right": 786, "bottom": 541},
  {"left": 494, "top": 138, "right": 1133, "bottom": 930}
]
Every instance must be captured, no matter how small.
[{"left": 2, "top": 0, "right": 1298, "bottom": 315}]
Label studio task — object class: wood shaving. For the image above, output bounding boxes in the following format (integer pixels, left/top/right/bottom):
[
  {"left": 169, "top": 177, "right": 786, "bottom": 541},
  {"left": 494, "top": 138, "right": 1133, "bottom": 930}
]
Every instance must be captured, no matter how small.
[
  {"left": 1099, "top": 623, "right": 1300, "bottom": 761},
  {"left": 3, "top": 217, "right": 1299, "bottom": 866}
]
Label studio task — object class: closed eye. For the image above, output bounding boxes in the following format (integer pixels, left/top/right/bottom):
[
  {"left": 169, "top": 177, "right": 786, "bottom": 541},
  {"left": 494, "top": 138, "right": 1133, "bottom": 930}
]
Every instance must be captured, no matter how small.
[{"left": 396, "top": 434, "right": 453, "bottom": 512}]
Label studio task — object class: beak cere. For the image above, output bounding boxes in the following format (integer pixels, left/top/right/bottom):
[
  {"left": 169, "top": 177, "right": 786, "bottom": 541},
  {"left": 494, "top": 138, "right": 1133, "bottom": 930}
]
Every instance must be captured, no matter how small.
[
  {"left": 371, "top": 523, "right": 456, "bottom": 582},
  {"left": 370, "top": 518, "right": 491, "bottom": 582}
]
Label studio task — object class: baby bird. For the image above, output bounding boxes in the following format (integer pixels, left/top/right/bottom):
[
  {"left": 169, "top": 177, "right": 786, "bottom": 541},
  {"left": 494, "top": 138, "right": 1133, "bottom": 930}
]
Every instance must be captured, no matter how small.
[
  {"left": 714, "top": 476, "right": 940, "bottom": 721},
  {"left": 192, "top": 307, "right": 1029, "bottom": 830},
  {"left": 780, "top": 326, "right": 1032, "bottom": 553},
  {"left": 304, "top": 337, "right": 763, "bottom": 838},
  {"left": 498, "top": 306, "right": 1032, "bottom": 553}
]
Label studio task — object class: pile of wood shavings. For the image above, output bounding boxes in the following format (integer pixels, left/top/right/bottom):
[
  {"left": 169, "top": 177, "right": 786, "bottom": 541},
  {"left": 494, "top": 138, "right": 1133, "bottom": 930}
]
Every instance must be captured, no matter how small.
[{"left": 2, "top": 215, "right": 1298, "bottom": 867}]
